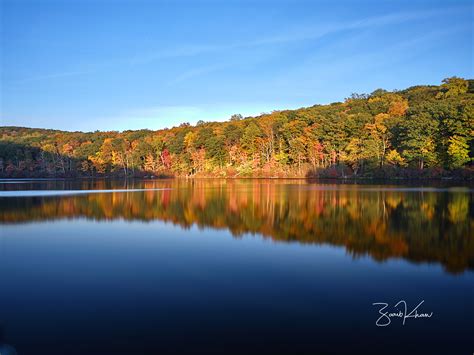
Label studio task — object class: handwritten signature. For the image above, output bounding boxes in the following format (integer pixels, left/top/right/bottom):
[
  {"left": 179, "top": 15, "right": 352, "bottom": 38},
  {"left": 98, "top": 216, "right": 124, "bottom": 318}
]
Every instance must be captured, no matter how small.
[{"left": 372, "top": 300, "right": 433, "bottom": 327}]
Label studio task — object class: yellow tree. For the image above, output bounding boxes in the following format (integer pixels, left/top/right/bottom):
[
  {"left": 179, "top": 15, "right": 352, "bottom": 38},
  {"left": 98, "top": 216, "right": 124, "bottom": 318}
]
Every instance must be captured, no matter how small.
[
  {"left": 88, "top": 153, "right": 106, "bottom": 174},
  {"left": 365, "top": 94, "right": 408, "bottom": 167},
  {"left": 365, "top": 113, "right": 390, "bottom": 167}
]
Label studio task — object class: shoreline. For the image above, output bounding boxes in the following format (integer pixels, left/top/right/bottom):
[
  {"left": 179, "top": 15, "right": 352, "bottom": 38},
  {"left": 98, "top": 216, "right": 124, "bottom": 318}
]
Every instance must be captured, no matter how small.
[{"left": 1, "top": 175, "right": 472, "bottom": 183}]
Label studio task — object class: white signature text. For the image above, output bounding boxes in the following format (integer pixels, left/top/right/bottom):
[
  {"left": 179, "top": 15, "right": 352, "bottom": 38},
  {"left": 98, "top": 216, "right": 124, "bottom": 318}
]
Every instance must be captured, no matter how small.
[{"left": 372, "top": 300, "right": 433, "bottom": 327}]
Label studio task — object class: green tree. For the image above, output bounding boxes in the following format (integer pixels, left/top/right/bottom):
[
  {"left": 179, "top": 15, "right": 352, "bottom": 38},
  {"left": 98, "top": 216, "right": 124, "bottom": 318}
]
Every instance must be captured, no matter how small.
[
  {"left": 241, "top": 122, "right": 263, "bottom": 157},
  {"left": 437, "top": 77, "right": 468, "bottom": 98},
  {"left": 399, "top": 112, "right": 439, "bottom": 169}
]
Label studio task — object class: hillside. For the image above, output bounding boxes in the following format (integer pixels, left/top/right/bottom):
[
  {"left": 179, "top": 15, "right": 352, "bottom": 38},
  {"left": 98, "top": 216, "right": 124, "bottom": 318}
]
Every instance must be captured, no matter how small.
[{"left": 1, "top": 77, "right": 473, "bottom": 179}]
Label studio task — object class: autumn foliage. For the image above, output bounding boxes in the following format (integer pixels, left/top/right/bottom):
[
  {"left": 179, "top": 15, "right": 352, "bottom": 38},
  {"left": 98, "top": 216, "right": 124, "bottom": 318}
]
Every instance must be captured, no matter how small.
[{"left": 1, "top": 77, "right": 472, "bottom": 178}]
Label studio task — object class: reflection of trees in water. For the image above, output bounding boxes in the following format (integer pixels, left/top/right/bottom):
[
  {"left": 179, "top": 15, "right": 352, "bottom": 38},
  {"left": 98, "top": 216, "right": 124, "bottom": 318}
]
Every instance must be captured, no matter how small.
[{"left": 1, "top": 180, "right": 472, "bottom": 273}]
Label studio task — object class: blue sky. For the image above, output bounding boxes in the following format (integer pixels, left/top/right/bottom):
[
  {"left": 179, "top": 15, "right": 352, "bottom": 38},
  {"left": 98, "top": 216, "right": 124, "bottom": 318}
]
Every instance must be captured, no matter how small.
[{"left": 1, "top": 0, "right": 472, "bottom": 132}]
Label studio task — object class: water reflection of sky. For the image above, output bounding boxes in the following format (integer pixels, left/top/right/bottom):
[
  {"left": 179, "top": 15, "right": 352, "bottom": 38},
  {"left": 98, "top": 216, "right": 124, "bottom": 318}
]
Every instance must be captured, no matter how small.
[{"left": 1, "top": 219, "right": 473, "bottom": 354}]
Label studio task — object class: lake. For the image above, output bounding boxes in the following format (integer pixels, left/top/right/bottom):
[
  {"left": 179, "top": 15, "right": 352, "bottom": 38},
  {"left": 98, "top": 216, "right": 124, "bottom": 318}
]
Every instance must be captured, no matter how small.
[{"left": 0, "top": 179, "right": 473, "bottom": 355}]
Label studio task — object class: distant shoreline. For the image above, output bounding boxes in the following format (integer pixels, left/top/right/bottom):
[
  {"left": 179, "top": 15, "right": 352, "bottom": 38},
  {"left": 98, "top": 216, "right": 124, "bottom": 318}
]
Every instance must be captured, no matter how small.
[{"left": 1, "top": 175, "right": 472, "bottom": 182}]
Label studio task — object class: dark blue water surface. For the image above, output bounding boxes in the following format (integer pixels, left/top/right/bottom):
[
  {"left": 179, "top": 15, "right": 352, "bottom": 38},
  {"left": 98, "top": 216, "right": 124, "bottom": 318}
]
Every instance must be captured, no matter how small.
[{"left": 0, "top": 179, "right": 473, "bottom": 354}]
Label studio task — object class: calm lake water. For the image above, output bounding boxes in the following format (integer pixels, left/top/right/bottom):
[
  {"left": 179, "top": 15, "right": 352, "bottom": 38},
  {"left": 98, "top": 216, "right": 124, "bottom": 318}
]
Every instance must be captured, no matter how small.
[{"left": 0, "top": 179, "right": 473, "bottom": 355}]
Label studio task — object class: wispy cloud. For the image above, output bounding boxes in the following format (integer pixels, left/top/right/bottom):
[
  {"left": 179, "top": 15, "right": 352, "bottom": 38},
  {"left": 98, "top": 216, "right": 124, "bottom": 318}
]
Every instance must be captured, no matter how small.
[
  {"left": 7, "top": 5, "right": 468, "bottom": 85},
  {"left": 267, "top": 23, "right": 471, "bottom": 98},
  {"left": 132, "top": 7, "right": 459, "bottom": 85},
  {"left": 130, "top": 6, "right": 464, "bottom": 65}
]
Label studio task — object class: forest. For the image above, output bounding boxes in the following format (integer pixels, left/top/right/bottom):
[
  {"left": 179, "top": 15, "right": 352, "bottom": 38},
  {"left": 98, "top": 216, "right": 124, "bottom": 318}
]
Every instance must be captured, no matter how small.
[{"left": 1, "top": 77, "right": 473, "bottom": 179}]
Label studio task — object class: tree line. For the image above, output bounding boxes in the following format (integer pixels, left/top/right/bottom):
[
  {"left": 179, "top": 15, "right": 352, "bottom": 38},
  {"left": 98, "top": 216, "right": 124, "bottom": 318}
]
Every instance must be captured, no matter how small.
[{"left": 1, "top": 77, "right": 473, "bottom": 178}]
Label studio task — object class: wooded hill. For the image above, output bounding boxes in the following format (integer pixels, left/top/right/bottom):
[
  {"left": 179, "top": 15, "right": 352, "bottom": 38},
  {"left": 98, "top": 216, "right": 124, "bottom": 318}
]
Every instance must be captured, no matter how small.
[{"left": 1, "top": 77, "right": 473, "bottom": 178}]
